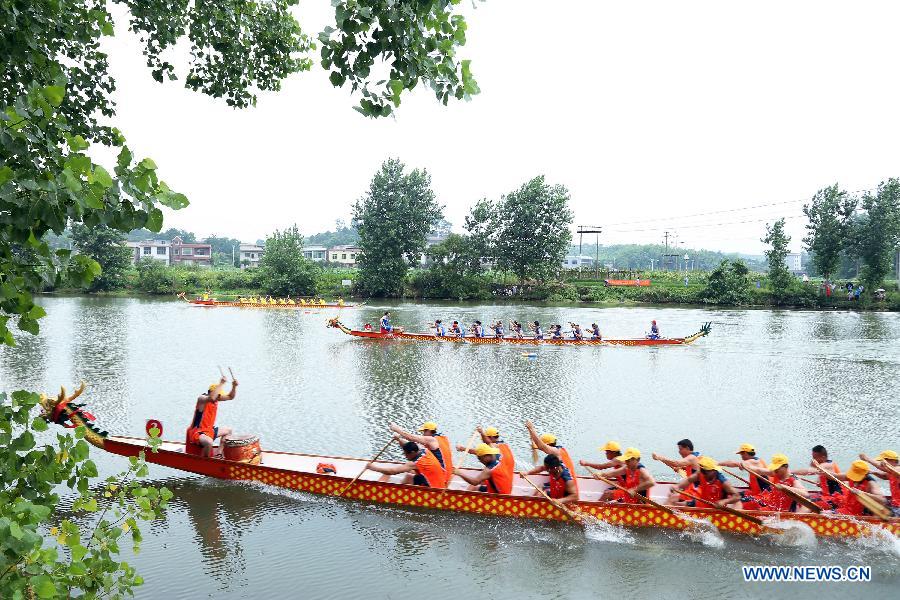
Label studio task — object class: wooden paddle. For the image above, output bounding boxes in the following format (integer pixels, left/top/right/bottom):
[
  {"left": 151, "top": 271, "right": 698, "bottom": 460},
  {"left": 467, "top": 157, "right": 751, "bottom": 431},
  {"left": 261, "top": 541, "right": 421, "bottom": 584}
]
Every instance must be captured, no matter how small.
[
  {"left": 228, "top": 367, "right": 236, "bottom": 381},
  {"left": 723, "top": 467, "right": 822, "bottom": 514},
  {"left": 676, "top": 490, "right": 766, "bottom": 527},
  {"left": 440, "top": 431, "right": 478, "bottom": 497},
  {"left": 814, "top": 463, "right": 891, "bottom": 521},
  {"left": 337, "top": 437, "right": 396, "bottom": 498},
  {"left": 652, "top": 455, "right": 687, "bottom": 479},
  {"left": 584, "top": 467, "right": 692, "bottom": 523},
  {"left": 519, "top": 472, "right": 583, "bottom": 524}
]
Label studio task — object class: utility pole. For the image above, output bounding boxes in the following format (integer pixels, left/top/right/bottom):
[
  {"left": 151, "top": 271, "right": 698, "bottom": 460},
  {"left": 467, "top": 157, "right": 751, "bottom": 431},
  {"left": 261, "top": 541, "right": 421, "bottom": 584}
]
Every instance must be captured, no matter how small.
[{"left": 577, "top": 225, "right": 602, "bottom": 279}]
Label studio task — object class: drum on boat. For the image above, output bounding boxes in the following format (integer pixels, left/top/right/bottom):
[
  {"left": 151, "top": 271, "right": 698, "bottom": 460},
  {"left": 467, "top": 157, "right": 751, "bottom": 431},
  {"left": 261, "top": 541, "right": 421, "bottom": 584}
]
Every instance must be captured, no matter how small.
[{"left": 223, "top": 434, "right": 261, "bottom": 464}]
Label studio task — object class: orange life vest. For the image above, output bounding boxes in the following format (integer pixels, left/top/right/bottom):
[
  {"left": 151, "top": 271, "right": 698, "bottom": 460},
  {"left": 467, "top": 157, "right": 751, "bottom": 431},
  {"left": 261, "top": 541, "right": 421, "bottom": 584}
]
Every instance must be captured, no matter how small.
[
  {"left": 187, "top": 399, "right": 218, "bottom": 444},
  {"left": 817, "top": 460, "right": 842, "bottom": 496},
  {"left": 612, "top": 464, "right": 647, "bottom": 504},
  {"left": 558, "top": 447, "right": 579, "bottom": 494},
  {"left": 414, "top": 450, "right": 445, "bottom": 488},
  {"left": 888, "top": 471, "right": 900, "bottom": 508},
  {"left": 486, "top": 443, "right": 515, "bottom": 495},
  {"left": 762, "top": 473, "right": 798, "bottom": 512},
  {"left": 837, "top": 477, "right": 874, "bottom": 516},
  {"left": 697, "top": 472, "right": 728, "bottom": 503},
  {"left": 548, "top": 465, "right": 574, "bottom": 499},
  {"left": 434, "top": 435, "right": 454, "bottom": 486}
]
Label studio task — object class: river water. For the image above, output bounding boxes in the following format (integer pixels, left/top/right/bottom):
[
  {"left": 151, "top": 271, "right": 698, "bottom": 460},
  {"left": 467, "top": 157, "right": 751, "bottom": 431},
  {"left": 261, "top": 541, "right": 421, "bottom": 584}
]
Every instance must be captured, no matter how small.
[{"left": 2, "top": 297, "right": 899, "bottom": 599}]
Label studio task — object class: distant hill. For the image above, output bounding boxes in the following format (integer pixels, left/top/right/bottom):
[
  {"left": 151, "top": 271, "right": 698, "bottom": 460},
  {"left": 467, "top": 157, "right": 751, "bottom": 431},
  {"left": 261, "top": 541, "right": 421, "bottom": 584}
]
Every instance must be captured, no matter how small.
[{"left": 306, "top": 223, "right": 359, "bottom": 247}]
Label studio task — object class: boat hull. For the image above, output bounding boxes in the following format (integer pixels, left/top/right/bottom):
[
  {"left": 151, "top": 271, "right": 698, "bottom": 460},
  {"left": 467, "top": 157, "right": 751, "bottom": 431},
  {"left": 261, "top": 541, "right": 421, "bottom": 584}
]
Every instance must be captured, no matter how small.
[
  {"left": 108, "top": 437, "right": 897, "bottom": 539},
  {"left": 336, "top": 330, "right": 696, "bottom": 346},
  {"left": 187, "top": 300, "right": 358, "bottom": 309}
]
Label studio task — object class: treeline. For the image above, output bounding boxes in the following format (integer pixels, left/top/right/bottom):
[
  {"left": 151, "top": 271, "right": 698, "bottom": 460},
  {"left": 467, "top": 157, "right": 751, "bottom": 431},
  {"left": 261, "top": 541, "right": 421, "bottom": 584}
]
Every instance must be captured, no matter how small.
[{"left": 569, "top": 243, "right": 767, "bottom": 272}]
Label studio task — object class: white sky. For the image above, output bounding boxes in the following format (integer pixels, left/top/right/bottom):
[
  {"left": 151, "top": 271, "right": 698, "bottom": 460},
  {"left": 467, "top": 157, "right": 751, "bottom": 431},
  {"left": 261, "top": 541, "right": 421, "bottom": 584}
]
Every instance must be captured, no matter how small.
[{"left": 102, "top": 1, "right": 900, "bottom": 254}]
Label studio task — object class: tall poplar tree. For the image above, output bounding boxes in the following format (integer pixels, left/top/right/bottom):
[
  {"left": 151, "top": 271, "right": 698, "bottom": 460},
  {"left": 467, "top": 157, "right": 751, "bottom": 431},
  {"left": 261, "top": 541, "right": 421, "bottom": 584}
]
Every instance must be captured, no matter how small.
[{"left": 802, "top": 184, "right": 856, "bottom": 280}]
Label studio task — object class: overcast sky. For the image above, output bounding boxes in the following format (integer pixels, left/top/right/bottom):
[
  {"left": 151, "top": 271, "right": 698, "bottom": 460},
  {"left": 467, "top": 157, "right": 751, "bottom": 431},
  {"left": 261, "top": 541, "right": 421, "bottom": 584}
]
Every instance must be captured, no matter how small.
[{"left": 102, "top": 1, "right": 900, "bottom": 254}]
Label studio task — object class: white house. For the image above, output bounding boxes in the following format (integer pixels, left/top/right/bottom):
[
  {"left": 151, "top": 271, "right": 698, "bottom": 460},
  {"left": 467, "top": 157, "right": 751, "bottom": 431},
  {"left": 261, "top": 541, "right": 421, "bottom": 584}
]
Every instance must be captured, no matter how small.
[
  {"left": 328, "top": 245, "right": 362, "bottom": 266},
  {"left": 127, "top": 240, "right": 170, "bottom": 264},
  {"left": 302, "top": 245, "right": 328, "bottom": 262},
  {"left": 561, "top": 255, "right": 594, "bottom": 269},
  {"left": 239, "top": 243, "right": 264, "bottom": 269},
  {"left": 785, "top": 253, "right": 802, "bottom": 273}
]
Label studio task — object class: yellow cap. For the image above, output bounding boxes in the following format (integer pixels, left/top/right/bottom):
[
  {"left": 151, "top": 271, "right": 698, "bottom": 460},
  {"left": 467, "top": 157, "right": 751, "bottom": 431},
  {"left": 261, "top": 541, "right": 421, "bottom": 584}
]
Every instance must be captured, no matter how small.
[
  {"left": 619, "top": 447, "right": 641, "bottom": 461},
  {"left": 417, "top": 421, "right": 438, "bottom": 432},
  {"left": 735, "top": 443, "right": 755, "bottom": 454},
  {"left": 540, "top": 433, "right": 557, "bottom": 445},
  {"left": 208, "top": 383, "right": 220, "bottom": 393},
  {"left": 846, "top": 460, "right": 869, "bottom": 482},
  {"left": 768, "top": 454, "right": 789, "bottom": 471},
  {"left": 475, "top": 443, "right": 501, "bottom": 457},
  {"left": 877, "top": 450, "right": 899, "bottom": 461},
  {"left": 483, "top": 426, "right": 499, "bottom": 437},
  {"left": 697, "top": 456, "right": 721, "bottom": 472},
  {"left": 600, "top": 441, "right": 621, "bottom": 452}
]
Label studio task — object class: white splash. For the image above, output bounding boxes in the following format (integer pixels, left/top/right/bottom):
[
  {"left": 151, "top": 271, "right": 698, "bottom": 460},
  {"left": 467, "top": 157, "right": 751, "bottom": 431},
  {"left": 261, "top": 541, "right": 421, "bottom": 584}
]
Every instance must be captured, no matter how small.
[
  {"left": 760, "top": 517, "right": 818, "bottom": 548},
  {"left": 677, "top": 515, "right": 725, "bottom": 548},
  {"left": 848, "top": 521, "right": 900, "bottom": 557},
  {"left": 582, "top": 518, "right": 635, "bottom": 544}
]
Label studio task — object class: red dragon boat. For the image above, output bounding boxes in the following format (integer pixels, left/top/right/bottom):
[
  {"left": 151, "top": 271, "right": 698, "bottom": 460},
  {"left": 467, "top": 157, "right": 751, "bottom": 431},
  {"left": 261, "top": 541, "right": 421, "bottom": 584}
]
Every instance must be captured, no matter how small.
[
  {"left": 39, "top": 385, "right": 898, "bottom": 540},
  {"left": 327, "top": 319, "right": 712, "bottom": 346},
  {"left": 177, "top": 292, "right": 361, "bottom": 309}
]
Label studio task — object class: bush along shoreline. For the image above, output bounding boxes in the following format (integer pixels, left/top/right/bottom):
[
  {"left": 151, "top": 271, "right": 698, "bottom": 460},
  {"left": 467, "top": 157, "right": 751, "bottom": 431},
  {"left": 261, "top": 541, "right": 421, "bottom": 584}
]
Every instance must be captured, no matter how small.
[{"left": 44, "top": 263, "right": 899, "bottom": 311}]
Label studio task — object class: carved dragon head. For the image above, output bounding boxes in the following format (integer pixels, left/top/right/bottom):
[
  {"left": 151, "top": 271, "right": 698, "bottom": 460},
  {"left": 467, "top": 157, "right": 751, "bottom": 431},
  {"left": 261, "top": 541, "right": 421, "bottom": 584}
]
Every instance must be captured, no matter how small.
[{"left": 39, "top": 382, "right": 108, "bottom": 449}]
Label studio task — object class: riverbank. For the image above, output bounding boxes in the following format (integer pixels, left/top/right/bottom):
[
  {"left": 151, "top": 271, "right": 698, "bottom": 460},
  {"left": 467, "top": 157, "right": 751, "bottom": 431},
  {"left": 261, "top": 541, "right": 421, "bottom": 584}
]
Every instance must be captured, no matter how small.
[{"left": 42, "top": 263, "right": 900, "bottom": 311}]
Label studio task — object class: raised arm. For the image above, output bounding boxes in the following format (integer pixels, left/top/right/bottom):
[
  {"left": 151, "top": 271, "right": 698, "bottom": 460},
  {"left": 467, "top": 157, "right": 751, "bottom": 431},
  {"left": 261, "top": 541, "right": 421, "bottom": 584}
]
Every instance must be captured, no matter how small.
[
  {"left": 221, "top": 378, "right": 239, "bottom": 401},
  {"left": 389, "top": 424, "right": 437, "bottom": 449},
  {"left": 525, "top": 421, "right": 557, "bottom": 456}
]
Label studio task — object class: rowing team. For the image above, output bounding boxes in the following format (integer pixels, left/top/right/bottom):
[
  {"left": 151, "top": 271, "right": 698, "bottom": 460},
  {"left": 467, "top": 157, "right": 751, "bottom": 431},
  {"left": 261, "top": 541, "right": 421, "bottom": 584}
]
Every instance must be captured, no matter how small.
[
  {"left": 381, "top": 311, "right": 662, "bottom": 340},
  {"left": 365, "top": 422, "right": 899, "bottom": 519},
  {"left": 235, "top": 296, "right": 344, "bottom": 306}
]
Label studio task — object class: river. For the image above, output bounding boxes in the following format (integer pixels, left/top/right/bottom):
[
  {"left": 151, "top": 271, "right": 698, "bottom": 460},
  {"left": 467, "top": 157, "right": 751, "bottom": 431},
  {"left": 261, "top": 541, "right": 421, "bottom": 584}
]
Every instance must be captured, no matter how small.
[{"left": 2, "top": 297, "right": 899, "bottom": 599}]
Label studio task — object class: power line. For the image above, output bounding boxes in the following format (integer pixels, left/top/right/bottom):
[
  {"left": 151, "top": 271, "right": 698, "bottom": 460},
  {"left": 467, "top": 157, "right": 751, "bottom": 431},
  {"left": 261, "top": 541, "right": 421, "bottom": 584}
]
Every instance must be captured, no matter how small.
[
  {"left": 606, "top": 213, "right": 806, "bottom": 234},
  {"left": 598, "top": 187, "right": 875, "bottom": 228}
]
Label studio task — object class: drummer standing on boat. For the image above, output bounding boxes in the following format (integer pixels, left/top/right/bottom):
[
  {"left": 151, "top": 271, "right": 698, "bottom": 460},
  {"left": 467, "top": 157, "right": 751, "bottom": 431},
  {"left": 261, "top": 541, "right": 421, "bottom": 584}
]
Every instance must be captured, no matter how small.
[{"left": 187, "top": 375, "right": 238, "bottom": 458}]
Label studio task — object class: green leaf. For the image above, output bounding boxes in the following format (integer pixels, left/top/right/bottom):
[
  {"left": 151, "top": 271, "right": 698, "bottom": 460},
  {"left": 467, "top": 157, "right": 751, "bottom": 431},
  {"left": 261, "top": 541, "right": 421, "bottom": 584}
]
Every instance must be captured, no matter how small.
[
  {"left": 31, "top": 575, "right": 57, "bottom": 599},
  {"left": 43, "top": 85, "right": 65, "bottom": 107},
  {"left": 145, "top": 207, "right": 163, "bottom": 232},
  {"left": 139, "top": 157, "right": 157, "bottom": 170},
  {"left": 329, "top": 71, "right": 346, "bottom": 87},
  {"left": 67, "top": 135, "right": 89, "bottom": 152},
  {"left": 158, "top": 191, "right": 189, "bottom": 210},
  {"left": 0, "top": 165, "right": 14, "bottom": 187},
  {"left": 92, "top": 165, "right": 113, "bottom": 188},
  {"left": 28, "top": 305, "right": 46, "bottom": 320}
]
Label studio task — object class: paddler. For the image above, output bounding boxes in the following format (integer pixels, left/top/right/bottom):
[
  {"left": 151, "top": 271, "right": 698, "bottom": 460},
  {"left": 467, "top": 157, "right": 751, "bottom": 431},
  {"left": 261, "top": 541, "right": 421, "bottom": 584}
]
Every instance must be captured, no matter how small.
[
  {"left": 579, "top": 440, "right": 624, "bottom": 471},
  {"left": 380, "top": 311, "right": 393, "bottom": 333},
  {"left": 457, "top": 426, "right": 517, "bottom": 485},
  {"left": 368, "top": 440, "right": 445, "bottom": 487},
  {"left": 389, "top": 422, "right": 454, "bottom": 486},
  {"left": 654, "top": 439, "right": 701, "bottom": 503},
  {"left": 531, "top": 321, "right": 543, "bottom": 340},
  {"left": 450, "top": 320, "right": 464, "bottom": 337},
  {"left": 432, "top": 319, "right": 446, "bottom": 337},
  {"left": 647, "top": 320, "right": 660, "bottom": 339},
  {"left": 524, "top": 420, "right": 579, "bottom": 495},
  {"left": 742, "top": 454, "right": 810, "bottom": 512},
  {"left": 824, "top": 460, "right": 887, "bottom": 517},
  {"left": 717, "top": 443, "right": 772, "bottom": 510},
  {"left": 599, "top": 447, "right": 655, "bottom": 503},
  {"left": 860, "top": 450, "right": 900, "bottom": 515},
  {"left": 792, "top": 445, "right": 843, "bottom": 509},
  {"left": 186, "top": 375, "right": 238, "bottom": 458},
  {"left": 673, "top": 456, "right": 741, "bottom": 508},
  {"left": 525, "top": 454, "right": 578, "bottom": 504},
  {"left": 452, "top": 443, "right": 514, "bottom": 494}
]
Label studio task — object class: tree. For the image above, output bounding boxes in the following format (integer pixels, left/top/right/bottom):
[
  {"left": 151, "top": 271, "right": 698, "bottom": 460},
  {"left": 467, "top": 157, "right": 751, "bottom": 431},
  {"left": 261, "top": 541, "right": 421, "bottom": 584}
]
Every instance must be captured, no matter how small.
[
  {"left": 494, "top": 176, "right": 573, "bottom": 282},
  {"left": 353, "top": 159, "right": 443, "bottom": 296},
  {"left": 761, "top": 218, "right": 793, "bottom": 300},
  {"left": 258, "top": 225, "right": 319, "bottom": 296},
  {"left": 204, "top": 235, "right": 242, "bottom": 267},
  {"left": 802, "top": 184, "right": 856, "bottom": 280},
  {"left": 1, "top": 388, "right": 170, "bottom": 599},
  {"left": 703, "top": 259, "right": 751, "bottom": 305},
  {"left": 71, "top": 224, "right": 132, "bottom": 291},
  {"left": 306, "top": 220, "right": 360, "bottom": 248},
  {"left": 850, "top": 179, "right": 900, "bottom": 289},
  {"left": 416, "top": 233, "right": 487, "bottom": 299}
]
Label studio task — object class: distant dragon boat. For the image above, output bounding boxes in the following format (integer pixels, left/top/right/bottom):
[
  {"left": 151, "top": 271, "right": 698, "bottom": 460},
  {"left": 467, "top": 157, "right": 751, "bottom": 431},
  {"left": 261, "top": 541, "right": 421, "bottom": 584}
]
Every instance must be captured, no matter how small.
[
  {"left": 327, "top": 319, "right": 712, "bottom": 346},
  {"left": 177, "top": 292, "right": 361, "bottom": 309},
  {"left": 39, "top": 385, "right": 898, "bottom": 539}
]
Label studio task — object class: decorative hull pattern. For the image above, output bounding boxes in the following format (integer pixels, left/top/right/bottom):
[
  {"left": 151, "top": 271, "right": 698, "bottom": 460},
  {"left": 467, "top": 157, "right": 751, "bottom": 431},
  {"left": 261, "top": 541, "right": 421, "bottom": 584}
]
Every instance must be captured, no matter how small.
[
  {"left": 104, "top": 436, "right": 897, "bottom": 539},
  {"left": 184, "top": 299, "right": 359, "bottom": 309},
  {"left": 326, "top": 319, "right": 712, "bottom": 347}
]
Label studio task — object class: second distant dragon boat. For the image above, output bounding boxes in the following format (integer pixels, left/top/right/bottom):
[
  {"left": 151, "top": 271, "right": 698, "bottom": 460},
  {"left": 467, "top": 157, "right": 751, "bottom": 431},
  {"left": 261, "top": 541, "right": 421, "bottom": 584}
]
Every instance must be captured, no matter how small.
[{"left": 178, "top": 292, "right": 362, "bottom": 309}]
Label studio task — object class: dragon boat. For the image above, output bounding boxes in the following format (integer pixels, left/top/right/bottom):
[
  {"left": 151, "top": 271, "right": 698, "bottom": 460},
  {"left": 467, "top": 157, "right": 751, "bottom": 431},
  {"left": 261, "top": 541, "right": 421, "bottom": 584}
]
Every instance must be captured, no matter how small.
[
  {"left": 39, "top": 385, "right": 898, "bottom": 540},
  {"left": 177, "top": 292, "right": 360, "bottom": 309},
  {"left": 327, "top": 319, "right": 712, "bottom": 346}
]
